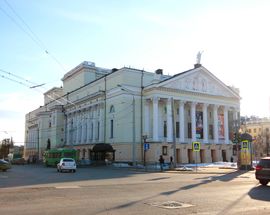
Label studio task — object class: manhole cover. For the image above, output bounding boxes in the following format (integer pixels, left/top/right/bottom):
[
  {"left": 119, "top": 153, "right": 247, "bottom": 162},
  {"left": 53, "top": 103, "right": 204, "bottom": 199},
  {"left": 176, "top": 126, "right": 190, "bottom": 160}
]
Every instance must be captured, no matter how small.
[{"left": 146, "top": 201, "right": 194, "bottom": 209}]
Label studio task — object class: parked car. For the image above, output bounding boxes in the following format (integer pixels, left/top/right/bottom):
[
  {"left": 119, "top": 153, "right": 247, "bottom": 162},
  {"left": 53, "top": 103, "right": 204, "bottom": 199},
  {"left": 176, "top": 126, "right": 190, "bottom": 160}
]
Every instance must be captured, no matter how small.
[
  {"left": 0, "top": 159, "right": 11, "bottom": 172},
  {"left": 57, "top": 158, "right": 76, "bottom": 173},
  {"left": 255, "top": 157, "right": 270, "bottom": 186},
  {"left": 11, "top": 158, "right": 26, "bottom": 165}
]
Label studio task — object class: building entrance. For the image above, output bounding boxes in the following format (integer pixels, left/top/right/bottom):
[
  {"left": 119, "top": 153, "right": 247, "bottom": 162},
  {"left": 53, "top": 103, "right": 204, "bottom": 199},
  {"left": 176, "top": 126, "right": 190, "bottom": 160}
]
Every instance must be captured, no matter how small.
[
  {"left": 211, "top": 149, "right": 217, "bottom": 162},
  {"left": 188, "top": 149, "right": 193, "bottom": 163}
]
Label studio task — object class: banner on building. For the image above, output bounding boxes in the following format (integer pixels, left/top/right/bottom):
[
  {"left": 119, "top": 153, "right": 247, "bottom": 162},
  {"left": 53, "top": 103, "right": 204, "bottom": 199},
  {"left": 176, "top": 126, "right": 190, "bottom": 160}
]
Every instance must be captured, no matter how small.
[
  {"left": 218, "top": 114, "right": 224, "bottom": 139},
  {"left": 196, "top": 111, "right": 203, "bottom": 139}
]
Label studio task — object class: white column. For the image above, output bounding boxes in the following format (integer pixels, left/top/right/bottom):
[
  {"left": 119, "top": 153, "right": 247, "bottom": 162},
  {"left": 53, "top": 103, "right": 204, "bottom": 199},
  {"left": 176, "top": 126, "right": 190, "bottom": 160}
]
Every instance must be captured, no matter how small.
[
  {"left": 203, "top": 103, "right": 209, "bottom": 143},
  {"left": 86, "top": 109, "right": 91, "bottom": 142},
  {"left": 81, "top": 113, "right": 86, "bottom": 143},
  {"left": 153, "top": 96, "right": 159, "bottom": 141},
  {"left": 166, "top": 98, "right": 173, "bottom": 142},
  {"left": 144, "top": 99, "right": 150, "bottom": 136},
  {"left": 224, "top": 106, "right": 229, "bottom": 144},
  {"left": 72, "top": 114, "right": 76, "bottom": 145},
  {"left": 179, "top": 101, "right": 185, "bottom": 143},
  {"left": 234, "top": 109, "right": 239, "bottom": 121},
  {"left": 76, "top": 112, "right": 80, "bottom": 144},
  {"left": 92, "top": 106, "right": 97, "bottom": 141},
  {"left": 99, "top": 104, "right": 104, "bottom": 142},
  {"left": 191, "top": 102, "right": 197, "bottom": 142},
  {"left": 213, "top": 105, "right": 219, "bottom": 143},
  {"left": 66, "top": 117, "right": 70, "bottom": 146}
]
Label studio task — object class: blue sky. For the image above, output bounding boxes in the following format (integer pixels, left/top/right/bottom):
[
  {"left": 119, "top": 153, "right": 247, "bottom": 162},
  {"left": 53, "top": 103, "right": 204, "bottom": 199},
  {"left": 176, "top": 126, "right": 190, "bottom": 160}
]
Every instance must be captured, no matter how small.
[{"left": 1, "top": 0, "right": 270, "bottom": 144}]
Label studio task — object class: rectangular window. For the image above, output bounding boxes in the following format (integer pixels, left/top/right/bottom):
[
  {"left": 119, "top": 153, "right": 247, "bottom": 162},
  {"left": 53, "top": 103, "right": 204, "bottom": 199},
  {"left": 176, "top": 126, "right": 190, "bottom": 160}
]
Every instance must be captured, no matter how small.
[
  {"left": 253, "top": 128, "right": 256, "bottom": 133},
  {"left": 97, "top": 121, "right": 100, "bottom": 140},
  {"left": 209, "top": 124, "right": 213, "bottom": 139},
  {"left": 162, "top": 146, "right": 168, "bottom": 155},
  {"left": 163, "top": 121, "right": 167, "bottom": 138},
  {"left": 176, "top": 122, "right": 179, "bottom": 138},
  {"left": 110, "top": 120, "right": 114, "bottom": 138},
  {"left": 188, "top": 123, "right": 192, "bottom": 138}
]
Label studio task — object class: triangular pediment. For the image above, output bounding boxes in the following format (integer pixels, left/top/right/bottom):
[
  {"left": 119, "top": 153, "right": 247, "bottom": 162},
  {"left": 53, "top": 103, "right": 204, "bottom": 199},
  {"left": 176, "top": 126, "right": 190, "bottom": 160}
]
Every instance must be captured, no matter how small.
[{"left": 156, "top": 67, "right": 240, "bottom": 98}]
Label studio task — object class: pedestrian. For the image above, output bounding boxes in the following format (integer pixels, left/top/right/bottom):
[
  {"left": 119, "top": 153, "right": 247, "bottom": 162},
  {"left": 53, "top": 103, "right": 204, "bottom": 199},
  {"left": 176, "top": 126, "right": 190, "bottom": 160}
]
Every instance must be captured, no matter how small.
[
  {"left": 159, "top": 155, "right": 164, "bottom": 171},
  {"left": 170, "top": 156, "right": 173, "bottom": 169}
]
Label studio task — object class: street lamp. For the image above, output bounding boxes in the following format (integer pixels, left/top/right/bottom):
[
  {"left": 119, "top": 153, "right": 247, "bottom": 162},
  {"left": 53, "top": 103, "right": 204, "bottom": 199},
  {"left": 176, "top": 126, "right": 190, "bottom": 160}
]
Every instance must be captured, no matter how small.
[
  {"left": 118, "top": 85, "right": 136, "bottom": 166},
  {"left": 142, "top": 134, "right": 147, "bottom": 166}
]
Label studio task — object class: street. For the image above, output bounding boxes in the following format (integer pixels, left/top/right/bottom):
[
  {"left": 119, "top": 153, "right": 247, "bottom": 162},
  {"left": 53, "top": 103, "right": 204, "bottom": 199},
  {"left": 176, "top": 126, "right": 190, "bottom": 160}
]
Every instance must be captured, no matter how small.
[{"left": 0, "top": 165, "right": 269, "bottom": 215}]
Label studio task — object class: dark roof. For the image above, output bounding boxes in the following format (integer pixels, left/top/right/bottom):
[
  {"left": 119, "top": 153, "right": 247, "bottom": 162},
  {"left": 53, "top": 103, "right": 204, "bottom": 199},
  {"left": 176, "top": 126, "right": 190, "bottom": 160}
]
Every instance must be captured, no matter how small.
[
  {"left": 240, "top": 133, "right": 253, "bottom": 142},
  {"left": 92, "top": 143, "right": 115, "bottom": 152}
]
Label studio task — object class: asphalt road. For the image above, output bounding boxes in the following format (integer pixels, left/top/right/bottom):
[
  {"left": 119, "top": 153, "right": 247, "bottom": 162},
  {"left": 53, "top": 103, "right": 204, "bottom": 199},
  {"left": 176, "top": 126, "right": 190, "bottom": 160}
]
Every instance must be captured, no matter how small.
[{"left": 0, "top": 165, "right": 269, "bottom": 215}]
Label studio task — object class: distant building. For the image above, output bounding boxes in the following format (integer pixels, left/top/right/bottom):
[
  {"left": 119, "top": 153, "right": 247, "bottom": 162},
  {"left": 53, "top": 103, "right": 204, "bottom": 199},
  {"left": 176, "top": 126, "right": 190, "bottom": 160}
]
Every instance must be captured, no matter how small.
[
  {"left": 242, "top": 117, "right": 270, "bottom": 157},
  {"left": 24, "top": 61, "right": 240, "bottom": 164}
]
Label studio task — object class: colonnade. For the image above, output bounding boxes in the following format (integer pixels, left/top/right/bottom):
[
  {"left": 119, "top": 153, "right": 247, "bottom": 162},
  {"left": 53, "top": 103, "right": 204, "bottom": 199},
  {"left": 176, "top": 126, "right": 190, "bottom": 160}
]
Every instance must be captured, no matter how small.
[
  {"left": 144, "top": 97, "right": 238, "bottom": 144},
  {"left": 66, "top": 103, "right": 104, "bottom": 146}
]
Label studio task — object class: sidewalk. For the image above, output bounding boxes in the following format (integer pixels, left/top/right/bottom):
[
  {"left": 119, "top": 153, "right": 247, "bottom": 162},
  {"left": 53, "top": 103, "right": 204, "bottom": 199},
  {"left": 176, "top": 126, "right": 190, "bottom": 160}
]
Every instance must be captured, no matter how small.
[{"left": 169, "top": 166, "right": 238, "bottom": 174}]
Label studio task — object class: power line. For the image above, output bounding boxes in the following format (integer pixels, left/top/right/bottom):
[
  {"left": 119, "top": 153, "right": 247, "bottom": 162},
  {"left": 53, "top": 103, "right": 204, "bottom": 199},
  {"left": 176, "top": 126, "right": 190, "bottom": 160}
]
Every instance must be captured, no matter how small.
[
  {"left": 0, "top": 1, "right": 66, "bottom": 73},
  {"left": 1, "top": 73, "right": 31, "bottom": 88},
  {"left": 0, "top": 68, "right": 37, "bottom": 86},
  {"left": 0, "top": 68, "right": 76, "bottom": 107},
  {"left": 3, "top": 0, "right": 47, "bottom": 50}
]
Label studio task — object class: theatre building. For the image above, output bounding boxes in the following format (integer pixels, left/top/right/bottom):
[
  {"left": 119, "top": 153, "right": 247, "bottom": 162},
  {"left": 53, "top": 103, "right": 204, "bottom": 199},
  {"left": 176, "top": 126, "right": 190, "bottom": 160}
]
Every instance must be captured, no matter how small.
[{"left": 24, "top": 61, "right": 240, "bottom": 164}]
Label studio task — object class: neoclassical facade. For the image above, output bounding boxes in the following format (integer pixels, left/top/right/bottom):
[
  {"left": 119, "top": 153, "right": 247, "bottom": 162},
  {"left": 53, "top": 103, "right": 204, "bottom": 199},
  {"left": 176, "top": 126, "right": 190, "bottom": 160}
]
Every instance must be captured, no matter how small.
[{"left": 24, "top": 61, "right": 240, "bottom": 164}]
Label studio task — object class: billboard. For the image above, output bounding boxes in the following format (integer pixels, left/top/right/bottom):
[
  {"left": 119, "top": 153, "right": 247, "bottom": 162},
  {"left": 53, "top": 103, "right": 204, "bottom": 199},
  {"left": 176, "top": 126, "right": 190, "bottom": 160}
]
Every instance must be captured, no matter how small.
[
  {"left": 218, "top": 114, "right": 224, "bottom": 139},
  {"left": 196, "top": 111, "right": 203, "bottom": 139}
]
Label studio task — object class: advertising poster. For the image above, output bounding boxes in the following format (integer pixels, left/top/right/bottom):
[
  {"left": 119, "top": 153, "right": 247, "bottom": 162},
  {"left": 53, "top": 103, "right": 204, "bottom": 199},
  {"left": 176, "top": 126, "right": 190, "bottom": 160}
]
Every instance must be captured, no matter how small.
[
  {"left": 218, "top": 114, "right": 224, "bottom": 139},
  {"left": 196, "top": 111, "right": 203, "bottom": 139},
  {"left": 241, "top": 141, "right": 251, "bottom": 165}
]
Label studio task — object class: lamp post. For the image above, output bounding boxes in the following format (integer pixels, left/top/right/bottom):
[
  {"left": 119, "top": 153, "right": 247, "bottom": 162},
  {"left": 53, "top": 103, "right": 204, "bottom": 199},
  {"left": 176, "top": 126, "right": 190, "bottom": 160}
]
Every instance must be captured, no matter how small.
[
  {"left": 142, "top": 134, "right": 147, "bottom": 166},
  {"left": 118, "top": 85, "right": 136, "bottom": 166}
]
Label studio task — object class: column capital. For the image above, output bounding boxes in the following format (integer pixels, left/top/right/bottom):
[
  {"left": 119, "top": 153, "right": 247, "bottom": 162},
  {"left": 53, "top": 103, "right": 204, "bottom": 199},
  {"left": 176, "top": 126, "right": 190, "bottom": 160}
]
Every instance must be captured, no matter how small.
[
  {"left": 179, "top": 100, "right": 186, "bottom": 105},
  {"left": 152, "top": 96, "right": 159, "bottom": 103},
  {"left": 212, "top": 104, "right": 219, "bottom": 110},
  {"left": 202, "top": 103, "right": 209, "bottom": 108},
  {"left": 223, "top": 105, "right": 229, "bottom": 111},
  {"left": 191, "top": 102, "right": 197, "bottom": 108},
  {"left": 166, "top": 97, "right": 173, "bottom": 104}
]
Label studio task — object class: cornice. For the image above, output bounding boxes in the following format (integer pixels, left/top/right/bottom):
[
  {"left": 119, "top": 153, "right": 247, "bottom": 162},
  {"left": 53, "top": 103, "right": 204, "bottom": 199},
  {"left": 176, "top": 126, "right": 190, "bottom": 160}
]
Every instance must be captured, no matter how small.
[{"left": 143, "top": 86, "right": 240, "bottom": 102}]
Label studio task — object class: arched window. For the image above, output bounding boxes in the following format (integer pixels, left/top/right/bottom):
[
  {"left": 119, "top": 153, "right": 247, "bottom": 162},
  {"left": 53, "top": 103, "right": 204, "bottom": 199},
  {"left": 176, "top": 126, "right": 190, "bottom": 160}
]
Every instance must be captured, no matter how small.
[{"left": 109, "top": 105, "right": 115, "bottom": 113}]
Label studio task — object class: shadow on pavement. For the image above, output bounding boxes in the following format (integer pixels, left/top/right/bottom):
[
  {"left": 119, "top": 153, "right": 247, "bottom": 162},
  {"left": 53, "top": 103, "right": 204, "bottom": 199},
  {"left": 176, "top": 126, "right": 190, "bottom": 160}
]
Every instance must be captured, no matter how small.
[
  {"left": 160, "top": 170, "right": 251, "bottom": 196},
  {"left": 0, "top": 164, "right": 147, "bottom": 189},
  {"left": 248, "top": 184, "right": 270, "bottom": 201},
  {"left": 194, "top": 170, "right": 250, "bottom": 182}
]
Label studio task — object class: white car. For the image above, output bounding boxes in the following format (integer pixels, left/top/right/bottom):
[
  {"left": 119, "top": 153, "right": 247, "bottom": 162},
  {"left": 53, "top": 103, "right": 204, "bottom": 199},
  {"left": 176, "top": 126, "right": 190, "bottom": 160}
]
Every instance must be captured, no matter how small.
[{"left": 57, "top": 158, "right": 77, "bottom": 173}]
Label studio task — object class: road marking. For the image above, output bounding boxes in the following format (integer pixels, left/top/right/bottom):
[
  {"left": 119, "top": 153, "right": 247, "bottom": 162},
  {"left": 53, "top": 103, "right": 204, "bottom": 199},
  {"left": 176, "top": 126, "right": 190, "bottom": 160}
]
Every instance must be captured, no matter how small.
[{"left": 0, "top": 176, "right": 8, "bottom": 178}]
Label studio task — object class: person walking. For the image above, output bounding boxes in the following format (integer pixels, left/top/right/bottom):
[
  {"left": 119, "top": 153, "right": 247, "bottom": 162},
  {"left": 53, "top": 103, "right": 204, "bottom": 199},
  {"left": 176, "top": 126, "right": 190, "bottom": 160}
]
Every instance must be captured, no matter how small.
[
  {"left": 170, "top": 156, "right": 173, "bottom": 169},
  {"left": 159, "top": 155, "right": 164, "bottom": 171}
]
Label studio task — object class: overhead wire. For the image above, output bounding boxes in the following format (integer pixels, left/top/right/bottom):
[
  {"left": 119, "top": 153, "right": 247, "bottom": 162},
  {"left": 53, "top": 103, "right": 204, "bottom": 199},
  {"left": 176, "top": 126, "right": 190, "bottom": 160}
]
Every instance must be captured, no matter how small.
[
  {"left": 1, "top": 0, "right": 66, "bottom": 73},
  {"left": 0, "top": 1, "right": 72, "bottom": 106},
  {"left": 0, "top": 68, "right": 77, "bottom": 107}
]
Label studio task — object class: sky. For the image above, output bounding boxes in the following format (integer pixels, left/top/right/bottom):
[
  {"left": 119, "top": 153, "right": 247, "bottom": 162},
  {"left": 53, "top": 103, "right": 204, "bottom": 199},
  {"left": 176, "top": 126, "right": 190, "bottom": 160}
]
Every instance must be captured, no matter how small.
[{"left": 1, "top": 0, "right": 270, "bottom": 145}]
